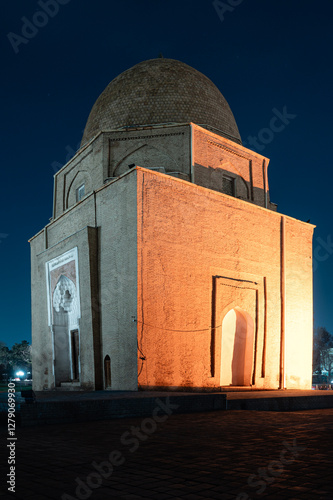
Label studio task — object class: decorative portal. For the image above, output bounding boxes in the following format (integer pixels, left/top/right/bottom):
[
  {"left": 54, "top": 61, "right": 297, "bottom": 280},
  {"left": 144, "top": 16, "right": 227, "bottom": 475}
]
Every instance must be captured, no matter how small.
[
  {"left": 46, "top": 248, "right": 81, "bottom": 386},
  {"left": 220, "top": 308, "right": 254, "bottom": 386},
  {"left": 104, "top": 355, "right": 111, "bottom": 388},
  {"left": 52, "top": 275, "right": 80, "bottom": 385}
]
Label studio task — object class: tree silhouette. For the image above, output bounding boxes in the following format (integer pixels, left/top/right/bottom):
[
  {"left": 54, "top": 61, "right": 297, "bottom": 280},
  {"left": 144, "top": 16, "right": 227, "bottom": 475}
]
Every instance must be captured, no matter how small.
[
  {"left": 313, "top": 327, "right": 333, "bottom": 382},
  {"left": 0, "top": 341, "right": 32, "bottom": 380}
]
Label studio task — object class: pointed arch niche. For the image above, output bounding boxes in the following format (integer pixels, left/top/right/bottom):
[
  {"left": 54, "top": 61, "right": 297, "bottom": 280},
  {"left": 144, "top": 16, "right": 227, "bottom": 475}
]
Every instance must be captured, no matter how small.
[
  {"left": 66, "top": 170, "right": 92, "bottom": 209},
  {"left": 211, "top": 274, "right": 266, "bottom": 387},
  {"left": 104, "top": 355, "right": 111, "bottom": 389},
  {"left": 220, "top": 308, "right": 254, "bottom": 386},
  {"left": 112, "top": 144, "right": 179, "bottom": 177}
]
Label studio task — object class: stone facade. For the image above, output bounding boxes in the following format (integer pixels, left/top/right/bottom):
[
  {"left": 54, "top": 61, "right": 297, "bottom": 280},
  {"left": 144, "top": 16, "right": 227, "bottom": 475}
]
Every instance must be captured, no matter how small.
[{"left": 30, "top": 59, "right": 314, "bottom": 392}]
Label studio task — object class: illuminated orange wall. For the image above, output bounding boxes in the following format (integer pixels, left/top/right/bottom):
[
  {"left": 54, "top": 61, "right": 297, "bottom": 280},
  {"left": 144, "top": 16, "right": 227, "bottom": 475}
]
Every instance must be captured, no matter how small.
[
  {"left": 192, "top": 125, "right": 273, "bottom": 210},
  {"left": 284, "top": 217, "right": 313, "bottom": 388},
  {"left": 136, "top": 167, "right": 314, "bottom": 390}
]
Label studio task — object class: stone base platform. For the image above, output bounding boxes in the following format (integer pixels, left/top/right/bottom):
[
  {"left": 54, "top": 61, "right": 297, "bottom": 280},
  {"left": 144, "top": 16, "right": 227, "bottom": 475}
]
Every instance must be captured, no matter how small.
[
  {"left": 19, "top": 391, "right": 227, "bottom": 427},
  {"left": 227, "top": 389, "right": 333, "bottom": 411},
  {"left": 13, "top": 389, "right": 333, "bottom": 426}
]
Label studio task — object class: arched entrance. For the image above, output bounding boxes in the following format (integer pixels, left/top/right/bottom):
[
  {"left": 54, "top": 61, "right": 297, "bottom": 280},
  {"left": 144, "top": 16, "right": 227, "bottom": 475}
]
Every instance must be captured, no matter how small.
[
  {"left": 220, "top": 308, "right": 254, "bottom": 386},
  {"left": 52, "top": 275, "right": 80, "bottom": 386},
  {"left": 104, "top": 355, "right": 111, "bottom": 388}
]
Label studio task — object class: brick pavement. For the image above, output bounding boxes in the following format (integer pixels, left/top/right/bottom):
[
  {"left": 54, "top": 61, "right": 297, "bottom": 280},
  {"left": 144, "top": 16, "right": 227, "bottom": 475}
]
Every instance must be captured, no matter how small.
[{"left": 1, "top": 409, "right": 333, "bottom": 499}]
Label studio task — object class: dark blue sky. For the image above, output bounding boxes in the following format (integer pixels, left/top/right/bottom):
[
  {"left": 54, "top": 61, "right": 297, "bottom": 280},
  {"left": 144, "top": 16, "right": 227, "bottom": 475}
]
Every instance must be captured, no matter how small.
[{"left": 1, "top": 0, "right": 333, "bottom": 347}]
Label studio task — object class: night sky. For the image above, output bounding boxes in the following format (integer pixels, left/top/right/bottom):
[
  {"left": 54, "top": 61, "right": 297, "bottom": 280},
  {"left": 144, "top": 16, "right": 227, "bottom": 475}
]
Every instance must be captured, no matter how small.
[{"left": 1, "top": 0, "right": 333, "bottom": 347}]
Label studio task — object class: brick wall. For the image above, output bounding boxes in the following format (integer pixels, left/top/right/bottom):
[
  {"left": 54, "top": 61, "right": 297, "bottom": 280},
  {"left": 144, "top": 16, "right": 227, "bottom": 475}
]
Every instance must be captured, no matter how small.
[{"left": 136, "top": 168, "right": 313, "bottom": 390}]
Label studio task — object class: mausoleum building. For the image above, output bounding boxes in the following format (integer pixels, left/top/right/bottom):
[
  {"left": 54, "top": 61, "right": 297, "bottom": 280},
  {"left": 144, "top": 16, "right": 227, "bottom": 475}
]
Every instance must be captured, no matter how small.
[{"left": 30, "top": 58, "right": 314, "bottom": 392}]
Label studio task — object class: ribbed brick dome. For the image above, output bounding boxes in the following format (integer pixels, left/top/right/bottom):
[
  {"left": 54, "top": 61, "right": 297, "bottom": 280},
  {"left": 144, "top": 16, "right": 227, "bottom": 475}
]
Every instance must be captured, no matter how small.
[{"left": 81, "top": 58, "right": 241, "bottom": 146}]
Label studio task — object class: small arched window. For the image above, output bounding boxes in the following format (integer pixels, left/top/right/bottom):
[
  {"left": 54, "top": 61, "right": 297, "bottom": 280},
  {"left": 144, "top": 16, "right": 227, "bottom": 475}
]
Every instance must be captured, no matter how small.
[{"left": 104, "top": 355, "right": 111, "bottom": 388}]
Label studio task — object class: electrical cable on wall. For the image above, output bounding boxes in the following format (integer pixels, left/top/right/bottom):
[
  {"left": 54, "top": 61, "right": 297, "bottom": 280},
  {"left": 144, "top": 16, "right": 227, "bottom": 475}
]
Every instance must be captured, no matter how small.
[{"left": 134, "top": 319, "right": 222, "bottom": 333}]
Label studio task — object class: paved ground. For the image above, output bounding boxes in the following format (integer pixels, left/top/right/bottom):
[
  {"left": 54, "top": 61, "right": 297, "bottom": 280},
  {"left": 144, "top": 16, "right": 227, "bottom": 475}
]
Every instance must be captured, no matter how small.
[{"left": 1, "top": 408, "right": 333, "bottom": 499}]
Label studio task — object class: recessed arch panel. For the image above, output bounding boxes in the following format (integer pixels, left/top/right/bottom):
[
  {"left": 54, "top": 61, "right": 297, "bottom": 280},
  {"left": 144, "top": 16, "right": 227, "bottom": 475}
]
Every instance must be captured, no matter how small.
[
  {"left": 66, "top": 170, "right": 92, "bottom": 209},
  {"left": 113, "top": 144, "right": 179, "bottom": 177}
]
